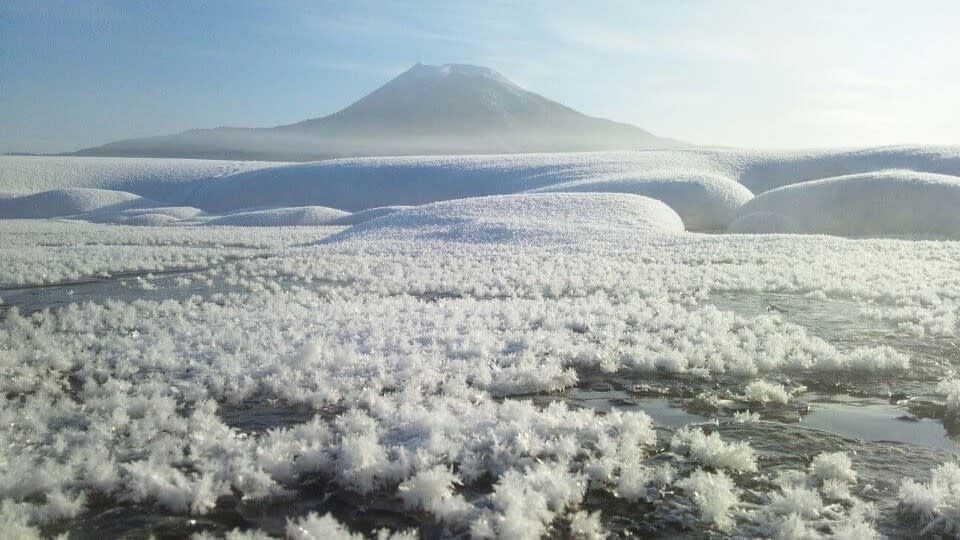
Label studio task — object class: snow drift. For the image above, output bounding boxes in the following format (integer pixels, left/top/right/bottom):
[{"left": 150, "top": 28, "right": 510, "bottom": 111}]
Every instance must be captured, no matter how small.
[
  {"left": 529, "top": 171, "right": 752, "bottom": 230},
  {"left": 0, "top": 155, "right": 276, "bottom": 197},
  {"left": 183, "top": 152, "right": 746, "bottom": 231},
  {"left": 324, "top": 193, "right": 685, "bottom": 245},
  {"left": 325, "top": 206, "right": 411, "bottom": 226},
  {"left": 185, "top": 153, "right": 638, "bottom": 213},
  {"left": 735, "top": 146, "right": 960, "bottom": 194},
  {"left": 203, "top": 206, "right": 348, "bottom": 227},
  {"left": 0, "top": 188, "right": 153, "bottom": 219},
  {"left": 731, "top": 170, "right": 960, "bottom": 237},
  {"left": 80, "top": 205, "right": 206, "bottom": 226},
  {"left": 2, "top": 147, "right": 960, "bottom": 232}
]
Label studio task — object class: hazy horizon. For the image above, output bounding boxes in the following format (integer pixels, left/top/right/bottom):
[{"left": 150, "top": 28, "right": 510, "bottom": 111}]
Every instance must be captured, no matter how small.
[{"left": 2, "top": 0, "right": 958, "bottom": 154}]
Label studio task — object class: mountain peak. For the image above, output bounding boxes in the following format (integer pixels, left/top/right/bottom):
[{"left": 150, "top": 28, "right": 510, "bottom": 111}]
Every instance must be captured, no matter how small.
[
  {"left": 71, "top": 63, "right": 680, "bottom": 160},
  {"left": 402, "top": 62, "right": 513, "bottom": 85}
]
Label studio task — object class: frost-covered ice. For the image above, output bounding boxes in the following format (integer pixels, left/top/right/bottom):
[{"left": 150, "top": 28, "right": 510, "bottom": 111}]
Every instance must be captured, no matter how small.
[
  {"left": 3, "top": 226, "right": 958, "bottom": 537},
  {"left": 0, "top": 220, "right": 341, "bottom": 287},
  {"left": 2, "top": 150, "right": 960, "bottom": 538},
  {"left": 743, "top": 380, "right": 793, "bottom": 405}
]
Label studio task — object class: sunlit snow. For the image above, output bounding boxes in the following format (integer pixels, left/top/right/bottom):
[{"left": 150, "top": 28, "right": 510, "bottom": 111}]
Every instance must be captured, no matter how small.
[{"left": 2, "top": 149, "right": 960, "bottom": 538}]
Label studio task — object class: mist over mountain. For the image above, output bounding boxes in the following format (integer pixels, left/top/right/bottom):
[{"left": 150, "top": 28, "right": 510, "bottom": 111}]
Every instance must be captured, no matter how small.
[{"left": 70, "top": 63, "right": 682, "bottom": 161}]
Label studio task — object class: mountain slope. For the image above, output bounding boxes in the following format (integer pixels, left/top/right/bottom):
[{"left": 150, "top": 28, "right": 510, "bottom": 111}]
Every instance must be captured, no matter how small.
[{"left": 72, "top": 63, "right": 682, "bottom": 161}]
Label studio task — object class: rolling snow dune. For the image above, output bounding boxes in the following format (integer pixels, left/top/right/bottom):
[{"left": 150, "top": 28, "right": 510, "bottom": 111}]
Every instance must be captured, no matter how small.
[
  {"left": 183, "top": 151, "right": 746, "bottom": 231},
  {"left": 731, "top": 170, "right": 960, "bottom": 237},
  {"left": 2, "top": 146, "right": 960, "bottom": 232},
  {"left": 0, "top": 188, "right": 154, "bottom": 219},
  {"left": 325, "top": 205, "right": 411, "bottom": 226},
  {"left": 203, "top": 206, "right": 349, "bottom": 227},
  {"left": 0, "top": 155, "right": 278, "bottom": 198},
  {"left": 733, "top": 145, "right": 960, "bottom": 194},
  {"left": 184, "top": 152, "right": 671, "bottom": 213},
  {"left": 528, "top": 171, "right": 752, "bottom": 230},
  {"left": 178, "top": 146, "right": 960, "bottom": 227},
  {"left": 323, "top": 192, "right": 685, "bottom": 245},
  {"left": 80, "top": 205, "right": 207, "bottom": 225}
]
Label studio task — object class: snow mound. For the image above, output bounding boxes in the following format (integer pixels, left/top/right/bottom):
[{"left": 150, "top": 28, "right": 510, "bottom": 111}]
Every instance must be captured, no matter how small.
[
  {"left": 185, "top": 153, "right": 642, "bottom": 213},
  {"left": 0, "top": 188, "right": 152, "bottom": 219},
  {"left": 0, "top": 155, "right": 278, "bottom": 199},
  {"left": 324, "top": 193, "right": 685, "bottom": 245},
  {"left": 5, "top": 147, "right": 958, "bottom": 216},
  {"left": 111, "top": 213, "right": 179, "bottom": 226},
  {"left": 528, "top": 172, "right": 752, "bottom": 230},
  {"left": 735, "top": 146, "right": 960, "bottom": 194},
  {"left": 326, "top": 206, "right": 411, "bottom": 226},
  {"left": 183, "top": 147, "right": 959, "bottom": 217},
  {"left": 203, "top": 206, "right": 349, "bottom": 227},
  {"left": 79, "top": 206, "right": 206, "bottom": 226},
  {"left": 731, "top": 170, "right": 960, "bottom": 237}
]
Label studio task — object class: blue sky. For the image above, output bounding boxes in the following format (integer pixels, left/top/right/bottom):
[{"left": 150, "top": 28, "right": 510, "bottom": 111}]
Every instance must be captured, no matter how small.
[{"left": 2, "top": 0, "right": 958, "bottom": 153}]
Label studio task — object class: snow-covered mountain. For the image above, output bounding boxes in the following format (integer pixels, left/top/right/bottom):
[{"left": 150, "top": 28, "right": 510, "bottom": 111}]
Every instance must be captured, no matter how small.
[{"left": 70, "top": 63, "right": 681, "bottom": 161}]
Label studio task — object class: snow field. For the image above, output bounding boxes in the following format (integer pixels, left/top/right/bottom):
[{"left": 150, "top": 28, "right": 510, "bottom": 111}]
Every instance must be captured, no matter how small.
[
  {"left": 4, "top": 147, "right": 960, "bottom": 237},
  {"left": 3, "top": 149, "right": 960, "bottom": 537}
]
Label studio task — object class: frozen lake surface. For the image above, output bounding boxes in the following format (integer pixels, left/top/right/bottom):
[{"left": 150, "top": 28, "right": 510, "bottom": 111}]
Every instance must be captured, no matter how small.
[{"left": 3, "top": 232, "right": 959, "bottom": 538}]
